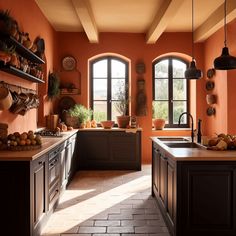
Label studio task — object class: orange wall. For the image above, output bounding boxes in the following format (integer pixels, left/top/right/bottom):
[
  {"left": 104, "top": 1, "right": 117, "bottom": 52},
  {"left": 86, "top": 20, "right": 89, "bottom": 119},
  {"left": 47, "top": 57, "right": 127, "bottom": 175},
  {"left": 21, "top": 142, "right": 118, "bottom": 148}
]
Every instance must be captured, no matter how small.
[
  {"left": 55, "top": 32, "right": 204, "bottom": 163},
  {"left": 0, "top": 0, "right": 57, "bottom": 133},
  {"left": 204, "top": 18, "right": 236, "bottom": 136}
]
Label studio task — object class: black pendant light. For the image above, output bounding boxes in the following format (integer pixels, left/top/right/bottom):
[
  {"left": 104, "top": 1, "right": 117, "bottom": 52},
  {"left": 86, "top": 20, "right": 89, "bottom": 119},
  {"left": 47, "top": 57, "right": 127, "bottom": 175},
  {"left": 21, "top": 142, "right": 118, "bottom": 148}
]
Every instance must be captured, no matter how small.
[
  {"left": 185, "top": 0, "right": 203, "bottom": 79},
  {"left": 214, "top": 0, "right": 236, "bottom": 70}
]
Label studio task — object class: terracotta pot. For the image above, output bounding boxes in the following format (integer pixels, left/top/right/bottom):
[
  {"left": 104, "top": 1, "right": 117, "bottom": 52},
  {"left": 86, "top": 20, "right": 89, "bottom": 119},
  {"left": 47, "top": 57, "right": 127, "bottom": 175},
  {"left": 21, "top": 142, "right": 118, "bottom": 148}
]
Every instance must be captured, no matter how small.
[
  {"left": 117, "top": 116, "right": 130, "bottom": 128},
  {"left": 0, "top": 86, "right": 13, "bottom": 110},
  {"left": 153, "top": 118, "right": 165, "bottom": 130}
]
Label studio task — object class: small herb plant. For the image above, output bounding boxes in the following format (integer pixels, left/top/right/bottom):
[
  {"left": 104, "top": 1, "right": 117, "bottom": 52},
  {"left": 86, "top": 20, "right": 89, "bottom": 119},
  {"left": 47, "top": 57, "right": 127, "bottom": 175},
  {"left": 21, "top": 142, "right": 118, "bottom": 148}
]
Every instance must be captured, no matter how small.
[{"left": 68, "top": 104, "right": 93, "bottom": 124}]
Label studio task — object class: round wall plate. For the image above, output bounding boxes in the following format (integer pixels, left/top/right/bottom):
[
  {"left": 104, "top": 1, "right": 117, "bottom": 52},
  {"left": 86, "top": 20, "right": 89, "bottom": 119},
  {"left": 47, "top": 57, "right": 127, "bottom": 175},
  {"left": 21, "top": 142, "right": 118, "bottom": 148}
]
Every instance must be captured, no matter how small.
[
  {"left": 62, "top": 56, "right": 76, "bottom": 71},
  {"left": 206, "top": 81, "right": 215, "bottom": 91},
  {"left": 207, "top": 68, "right": 215, "bottom": 78},
  {"left": 206, "top": 107, "right": 216, "bottom": 116}
]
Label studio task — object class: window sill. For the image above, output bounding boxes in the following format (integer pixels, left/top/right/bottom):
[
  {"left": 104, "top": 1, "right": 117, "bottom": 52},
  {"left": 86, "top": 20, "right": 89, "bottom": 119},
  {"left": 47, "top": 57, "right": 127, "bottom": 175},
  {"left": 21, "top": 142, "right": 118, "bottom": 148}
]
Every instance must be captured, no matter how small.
[{"left": 152, "top": 127, "right": 191, "bottom": 131}]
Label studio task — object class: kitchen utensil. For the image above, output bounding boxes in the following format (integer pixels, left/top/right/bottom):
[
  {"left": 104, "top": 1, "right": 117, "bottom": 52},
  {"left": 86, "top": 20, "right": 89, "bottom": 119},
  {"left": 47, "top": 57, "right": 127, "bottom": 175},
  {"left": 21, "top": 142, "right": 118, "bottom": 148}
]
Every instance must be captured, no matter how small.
[{"left": 0, "top": 86, "right": 13, "bottom": 110}]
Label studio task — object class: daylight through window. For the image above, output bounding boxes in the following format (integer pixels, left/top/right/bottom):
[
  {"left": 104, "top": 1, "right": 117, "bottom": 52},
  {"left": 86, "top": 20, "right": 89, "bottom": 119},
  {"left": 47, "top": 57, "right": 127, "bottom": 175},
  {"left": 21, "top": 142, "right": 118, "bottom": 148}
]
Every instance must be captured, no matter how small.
[
  {"left": 90, "top": 56, "right": 129, "bottom": 123},
  {"left": 152, "top": 57, "right": 189, "bottom": 128}
]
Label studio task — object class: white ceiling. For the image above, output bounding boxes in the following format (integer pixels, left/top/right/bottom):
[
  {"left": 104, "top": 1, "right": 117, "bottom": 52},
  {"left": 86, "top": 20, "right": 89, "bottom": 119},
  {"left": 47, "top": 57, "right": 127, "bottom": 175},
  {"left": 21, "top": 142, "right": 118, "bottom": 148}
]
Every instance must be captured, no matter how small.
[{"left": 35, "top": 0, "right": 236, "bottom": 44}]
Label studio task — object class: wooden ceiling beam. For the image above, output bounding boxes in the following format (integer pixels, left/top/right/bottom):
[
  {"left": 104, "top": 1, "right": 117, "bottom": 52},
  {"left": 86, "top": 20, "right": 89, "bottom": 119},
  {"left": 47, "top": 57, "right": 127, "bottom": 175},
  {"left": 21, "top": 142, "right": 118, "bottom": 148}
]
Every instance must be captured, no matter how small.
[
  {"left": 194, "top": 0, "right": 236, "bottom": 42},
  {"left": 71, "top": 0, "right": 99, "bottom": 43},
  {"left": 146, "top": 0, "right": 185, "bottom": 44}
]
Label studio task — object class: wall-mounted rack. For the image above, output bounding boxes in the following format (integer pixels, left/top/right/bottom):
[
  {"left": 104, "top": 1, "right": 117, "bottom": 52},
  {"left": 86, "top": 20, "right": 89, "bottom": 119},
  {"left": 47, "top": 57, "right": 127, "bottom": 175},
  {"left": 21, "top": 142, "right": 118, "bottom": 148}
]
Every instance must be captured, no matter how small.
[{"left": 0, "top": 81, "right": 37, "bottom": 94}]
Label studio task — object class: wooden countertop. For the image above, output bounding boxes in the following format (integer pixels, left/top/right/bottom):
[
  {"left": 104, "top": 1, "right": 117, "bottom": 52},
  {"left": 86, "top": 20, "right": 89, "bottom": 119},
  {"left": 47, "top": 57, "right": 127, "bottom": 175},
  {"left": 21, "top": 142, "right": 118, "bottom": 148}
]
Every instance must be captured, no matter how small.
[
  {"left": 0, "top": 130, "right": 78, "bottom": 161},
  {"left": 78, "top": 127, "right": 142, "bottom": 132},
  {"left": 151, "top": 136, "right": 236, "bottom": 161}
]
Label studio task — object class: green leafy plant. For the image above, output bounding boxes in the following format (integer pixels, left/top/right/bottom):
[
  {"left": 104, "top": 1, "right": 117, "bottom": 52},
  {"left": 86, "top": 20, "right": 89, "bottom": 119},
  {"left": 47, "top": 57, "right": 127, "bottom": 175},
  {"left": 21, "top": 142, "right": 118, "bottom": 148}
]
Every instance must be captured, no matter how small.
[
  {"left": 48, "top": 72, "right": 60, "bottom": 99},
  {"left": 0, "top": 9, "right": 14, "bottom": 34},
  {"left": 68, "top": 104, "right": 93, "bottom": 124}
]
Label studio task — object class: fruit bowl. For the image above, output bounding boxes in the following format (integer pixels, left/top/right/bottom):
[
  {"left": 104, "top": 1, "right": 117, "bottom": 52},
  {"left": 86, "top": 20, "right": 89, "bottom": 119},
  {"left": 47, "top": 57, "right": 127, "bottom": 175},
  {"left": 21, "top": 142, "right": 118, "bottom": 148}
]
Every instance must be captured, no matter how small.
[{"left": 100, "top": 121, "right": 115, "bottom": 129}]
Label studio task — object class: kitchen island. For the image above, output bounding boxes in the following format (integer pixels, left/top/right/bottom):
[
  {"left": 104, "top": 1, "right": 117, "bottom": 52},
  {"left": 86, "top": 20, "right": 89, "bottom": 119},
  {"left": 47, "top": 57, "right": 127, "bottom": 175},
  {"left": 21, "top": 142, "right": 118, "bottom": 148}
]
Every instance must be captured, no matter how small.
[
  {"left": 0, "top": 130, "right": 78, "bottom": 236},
  {"left": 151, "top": 137, "right": 236, "bottom": 236}
]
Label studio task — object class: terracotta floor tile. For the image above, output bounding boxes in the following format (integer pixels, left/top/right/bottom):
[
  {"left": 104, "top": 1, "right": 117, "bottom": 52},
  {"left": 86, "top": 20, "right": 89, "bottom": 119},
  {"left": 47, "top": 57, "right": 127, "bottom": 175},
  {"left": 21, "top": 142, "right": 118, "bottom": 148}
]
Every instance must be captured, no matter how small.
[
  {"left": 107, "top": 226, "right": 135, "bottom": 233},
  {"left": 78, "top": 226, "right": 106, "bottom": 233},
  {"left": 41, "top": 165, "right": 168, "bottom": 236}
]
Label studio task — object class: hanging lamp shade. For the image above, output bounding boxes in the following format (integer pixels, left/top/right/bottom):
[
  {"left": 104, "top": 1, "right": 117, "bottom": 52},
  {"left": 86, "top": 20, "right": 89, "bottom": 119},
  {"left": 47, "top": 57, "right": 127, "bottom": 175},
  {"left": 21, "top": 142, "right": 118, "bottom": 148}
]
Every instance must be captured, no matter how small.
[
  {"left": 214, "top": 0, "right": 236, "bottom": 70},
  {"left": 214, "top": 47, "right": 236, "bottom": 70},
  {"left": 185, "top": 60, "right": 202, "bottom": 79},
  {"left": 185, "top": 0, "right": 203, "bottom": 80}
]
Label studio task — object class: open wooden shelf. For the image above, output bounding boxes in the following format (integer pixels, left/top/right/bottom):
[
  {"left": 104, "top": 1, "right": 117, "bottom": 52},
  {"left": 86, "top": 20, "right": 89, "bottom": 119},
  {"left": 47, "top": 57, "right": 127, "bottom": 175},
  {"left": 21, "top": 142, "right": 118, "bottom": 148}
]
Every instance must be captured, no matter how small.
[{"left": 0, "top": 65, "right": 45, "bottom": 83}]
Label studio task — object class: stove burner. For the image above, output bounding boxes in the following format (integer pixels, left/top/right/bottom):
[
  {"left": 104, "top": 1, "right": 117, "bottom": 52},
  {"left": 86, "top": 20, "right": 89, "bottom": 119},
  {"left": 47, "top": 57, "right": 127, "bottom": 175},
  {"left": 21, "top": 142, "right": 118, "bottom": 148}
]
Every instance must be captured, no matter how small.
[{"left": 35, "top": 130, "right": 63, "bottom": 137}]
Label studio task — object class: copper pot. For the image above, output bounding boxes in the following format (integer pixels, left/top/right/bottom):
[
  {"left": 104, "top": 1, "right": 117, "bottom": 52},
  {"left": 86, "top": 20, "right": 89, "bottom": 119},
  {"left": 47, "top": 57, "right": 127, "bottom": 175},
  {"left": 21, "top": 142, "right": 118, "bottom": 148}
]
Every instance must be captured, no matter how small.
[{"left": 0, "top": 86, "right": 13, "bottom": 110}]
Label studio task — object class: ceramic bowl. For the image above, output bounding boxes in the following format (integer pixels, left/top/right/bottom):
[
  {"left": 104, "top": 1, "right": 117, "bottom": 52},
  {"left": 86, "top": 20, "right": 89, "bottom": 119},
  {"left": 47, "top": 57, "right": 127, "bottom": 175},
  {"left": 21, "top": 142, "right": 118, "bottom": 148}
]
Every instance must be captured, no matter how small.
[{"left": 100, "top": 120, "right": 115, "bottom": 129}]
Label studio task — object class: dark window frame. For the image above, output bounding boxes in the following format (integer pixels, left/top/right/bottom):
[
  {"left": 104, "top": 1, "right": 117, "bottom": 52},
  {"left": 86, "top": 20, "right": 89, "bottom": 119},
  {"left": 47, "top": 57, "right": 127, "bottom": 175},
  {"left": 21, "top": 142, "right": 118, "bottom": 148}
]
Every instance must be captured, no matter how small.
[
  {"left": 152, "top": 56, "right": 190, "bottom": 128},
  {"left": 90, "top": 56, "right": 129, "bottom": 123}
]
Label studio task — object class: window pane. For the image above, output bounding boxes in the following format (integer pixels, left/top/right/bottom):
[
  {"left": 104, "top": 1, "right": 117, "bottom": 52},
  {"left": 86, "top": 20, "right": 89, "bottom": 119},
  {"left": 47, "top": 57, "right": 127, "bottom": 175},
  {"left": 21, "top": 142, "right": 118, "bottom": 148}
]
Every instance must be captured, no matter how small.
[
  {"left": 112, "top": 79, "right": 125, "bottom": 100},
  {"left": 155, "top": 60, "right": 168, "bottom": 78},
  {"left": 155, "top": 79, "right": 168, "bottom": 100},
  {"left": 173, "top": 101, "right": 187, "bottom": 124},
  {"left": 93, "top": 101, "right": 107, "bottom": 122},
  {"left": 93, "top": 59, "right": 107, "bottom": 77},
  {"left": 152, "top": 101, "right": 168, "bottom": 121},
  {"left": 111, "top": 59, "right": 125, "bottom": 78},
  {"left": 173, "top": 59, "right": 186, "bottom": 78},
  {"left": 173, "top": 79, "right": 187, "bottom": 100},
  {"left": 111, "top": 101, "right": 122, "bottom": 121},
  {"left": 93, "top": 79, "right": 107, "bottom": 100}
]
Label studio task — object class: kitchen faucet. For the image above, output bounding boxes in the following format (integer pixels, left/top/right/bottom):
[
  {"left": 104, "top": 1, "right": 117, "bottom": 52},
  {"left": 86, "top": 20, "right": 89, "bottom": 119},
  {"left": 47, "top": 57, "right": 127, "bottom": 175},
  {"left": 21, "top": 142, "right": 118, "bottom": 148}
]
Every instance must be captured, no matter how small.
[{"left": 178, "top": 112, "right": 194, "bottom": 143}]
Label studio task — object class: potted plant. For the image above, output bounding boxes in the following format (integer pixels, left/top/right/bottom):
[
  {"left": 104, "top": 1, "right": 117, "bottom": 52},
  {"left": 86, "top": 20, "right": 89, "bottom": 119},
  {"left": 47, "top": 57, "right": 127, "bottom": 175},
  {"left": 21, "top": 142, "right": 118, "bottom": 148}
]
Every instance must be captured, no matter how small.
[
  {"left": 67, "top": 104, "right": 93, "bottom": 128},
  {"left": 48, "top": 72, "right": 60, "bottom": 99},
  {"left": 152, "top": 102, "right": 166, "bottom": 130},
  {"left": 114, "top": 82, "right": 130, "bottom": 128},
  {"left": 0, "top": 9, "right": 14, "bottom": 34}
]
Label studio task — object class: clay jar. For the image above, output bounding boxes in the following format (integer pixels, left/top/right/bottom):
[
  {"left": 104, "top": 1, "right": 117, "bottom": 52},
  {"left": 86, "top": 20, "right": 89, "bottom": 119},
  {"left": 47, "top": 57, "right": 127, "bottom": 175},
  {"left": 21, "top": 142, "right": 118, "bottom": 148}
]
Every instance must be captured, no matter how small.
[
  {"left": 206, "top": 94, "right": 216, "bottom": 105},
  {"left": 153, "top": 118, "right": 165, "bottom": 130}
]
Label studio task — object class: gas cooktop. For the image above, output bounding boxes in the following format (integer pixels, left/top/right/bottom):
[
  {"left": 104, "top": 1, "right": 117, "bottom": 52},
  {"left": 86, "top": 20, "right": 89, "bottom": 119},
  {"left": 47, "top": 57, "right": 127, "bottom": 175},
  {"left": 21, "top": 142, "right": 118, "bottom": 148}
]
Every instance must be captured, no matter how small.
[{"left": 35, "top": 130, "right": 63, "bottom": 137}]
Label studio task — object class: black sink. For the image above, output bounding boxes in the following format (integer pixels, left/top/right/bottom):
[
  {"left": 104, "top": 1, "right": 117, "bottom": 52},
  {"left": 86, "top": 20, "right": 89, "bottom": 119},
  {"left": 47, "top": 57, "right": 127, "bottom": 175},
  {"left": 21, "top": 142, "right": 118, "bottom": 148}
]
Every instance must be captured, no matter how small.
[{"left": 164, "top": 142, "right": 201, "bottom": 148}]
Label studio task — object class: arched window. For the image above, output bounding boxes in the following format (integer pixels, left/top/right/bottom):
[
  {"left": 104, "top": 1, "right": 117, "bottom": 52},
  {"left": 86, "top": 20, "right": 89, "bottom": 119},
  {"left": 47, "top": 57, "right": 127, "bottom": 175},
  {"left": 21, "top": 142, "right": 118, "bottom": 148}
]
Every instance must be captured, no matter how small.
[
  {"left": 152, "top": 57, "right": 189, "bottom": 128},
  {"left": 90, "top": 56, "right": 129, "bottom": 122}
]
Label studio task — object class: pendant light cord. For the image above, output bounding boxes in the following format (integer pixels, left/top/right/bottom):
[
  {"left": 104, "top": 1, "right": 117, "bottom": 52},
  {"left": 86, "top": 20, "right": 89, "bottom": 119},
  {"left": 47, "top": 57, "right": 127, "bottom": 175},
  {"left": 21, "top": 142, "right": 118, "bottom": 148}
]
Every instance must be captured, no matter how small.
[
  {"left": 224, "top": 0, "right": 227, "bottom": 47},
  {"left": 192, "top": 0, "right": 194, "bottom": 60}
]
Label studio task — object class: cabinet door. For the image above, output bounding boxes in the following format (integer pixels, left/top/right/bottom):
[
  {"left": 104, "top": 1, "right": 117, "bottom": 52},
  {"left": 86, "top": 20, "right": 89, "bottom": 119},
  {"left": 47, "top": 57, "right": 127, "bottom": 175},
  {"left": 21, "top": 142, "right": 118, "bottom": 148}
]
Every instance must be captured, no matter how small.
[
  {"left": 60, "top": 148, "right": 66, "bottom": 188},
  {"left": 179, "top": 163, "right": 236, "bottom": 236},
  {"left": 159, "top": 153, "right": 167, "bottom": 207},
  {"left": 65, "top": 142, "right": 72, "bottom": 178},
  {"left": 153, "top": 146, "right": 160, "bottom": 193},
  {"left": 167, "top": 161, "right": 175, "bottom": 223},
  {"left": 33, "top": 155, "right": 48, "bottom": 226}
]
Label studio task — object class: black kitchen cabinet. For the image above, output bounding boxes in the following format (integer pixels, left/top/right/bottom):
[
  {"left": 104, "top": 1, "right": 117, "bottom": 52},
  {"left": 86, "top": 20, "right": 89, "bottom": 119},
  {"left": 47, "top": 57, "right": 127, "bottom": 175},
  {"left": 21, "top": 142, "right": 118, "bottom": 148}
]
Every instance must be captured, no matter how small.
[
  {"left": 152, "top": 141, "right": 236, "bottom": 236},
  {"left": 78, "top": 130, "right": 141, "bottom": 170},
  {"left": 32, "top": 154, "right": 48, "bottom": 235},
  {"left": 0, "top": 132, "right": 78, "bottom": 236},
  {"left": 60, "top": 133, "right": 77, "bottom": 190}
]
